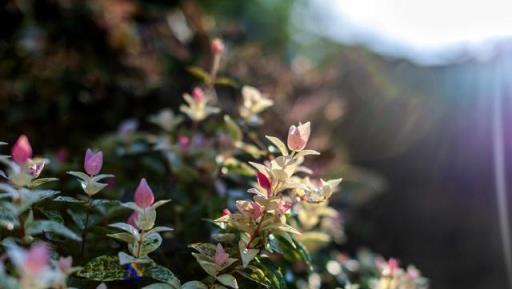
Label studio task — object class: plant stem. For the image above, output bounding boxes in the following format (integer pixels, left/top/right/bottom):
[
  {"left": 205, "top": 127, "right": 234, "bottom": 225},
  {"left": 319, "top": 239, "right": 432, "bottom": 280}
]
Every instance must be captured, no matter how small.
[
  {"left": 80, "top": 196, "right": 92, "bottom": 256},
  {"left": 136, "top": 229, "right": 145, "bottom": 258},
  {"left": 246, "top": 211, "right": 267, "bottom": 249}
]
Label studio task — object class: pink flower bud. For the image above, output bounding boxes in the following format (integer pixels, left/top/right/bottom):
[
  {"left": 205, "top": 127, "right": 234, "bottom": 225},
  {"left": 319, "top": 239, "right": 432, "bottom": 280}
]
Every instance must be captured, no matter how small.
[
  {"left": 256, "top": 172, "right": 272, "bottom": 195},
  {"left": 57, "top": 256, "right": 73, "bottom": 273},
  {"left": 222, "top": 208, "right": 231, "bottom": 216},
  {"left": 127, "top": 211, "right": 139, "bottom": 229},
  {"left": 287, "top": 122, "right": 311, "bottom": 151},
  {"left": 211, "top": 38, "right": 225, "bottom": 55},
  {"left": 84, "top": 149, "right": 103, "bottom": 176},
  {"left": 11, "top": 135, "right": 32, "bottom": 164},
  {"left": 387, "top": 258, "right": 399, "bottom": 274},
  {"left": 276, "top": 198, "right": 293, "bottom": 214},
  {"left": 178, "top": 135, "right": 190, "bottom": 150},
  {"left": 214, "top": 243, "right": 229, "bottom": 266},
  {"left": 23, "top": 243, "right": 49, "bottom": 275},
  {"left": 192, "top": 87, "right": 205, "bottom": 103},
  {"left": 134, "top": 178, "right": 154, "bottom": 208}
]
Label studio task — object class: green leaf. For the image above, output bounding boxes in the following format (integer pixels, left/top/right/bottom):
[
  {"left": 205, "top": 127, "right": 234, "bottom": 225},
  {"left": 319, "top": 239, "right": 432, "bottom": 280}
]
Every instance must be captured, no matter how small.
[
  {"left": 254, "top": 258, "right": 287, "bottom": 289},
  {"left": 53, "top": 196, "right": 85, "bottom": 203},
  {"left": 142, "top": 263, "right": 181, "bottom": 288},
  {"left": 273, "top": 235, "right": 312, "bottom": 269},
  {"left": 187, "top": 66, "right": 212, "bottom": 82},
  {"left": 267, "top": 223, "right": 301, "bottom": 235},
  {"left": 294, "top": 149, "right": 320, "bottom": 159},
  {"left": 216, "top": 274, "right": 238, "bottom": 289},
  {"left": 191, "top": 253, "right": 219, "bottom": 277},
  {"left": 237, "top": 266, "right": 271, "bottom": 288},
  {"left": 147, "top": 226, "right": 173, "bottom": 234},
  {"left": 239, "top": 241, "right": 259, "bottom": 268},
  {"left": 92, "top": 174, "right": 115, "bottom": 182},
  {"left": 139, "top": 232, "right": 163, "bottom": 257},
  {"left": 30, "top": 178, "right": 59, "bottom": 188},
  {"left": 265, "top": 136, "right": 288, "bottom": 156},
  {"left": 152, "top": 200, "right": 171, "bottom": 209},
  {"left": 92, "top": 199, "right": 125, "bottom": 217},
  {"left": 77, "top": 255, "right": 125, "bottom": 281},
  {"left": 0, "top": 202, "right": 19, "bottom": 229},
  {"left": 292, "top": 239, "right": 312, "bottom": 269},
  {"left": 240, "top": 143, "right": 266, "bottom": 158},
  {"left": 25, "top": 220, "right": 81, "bottom": 241},
  {"left": 108, "top": 232, "right": 135, "bottom": 244},
  {"left": 189, "top": 243, "right": 217, "bottom": 256},
  {"left": 20, "top": 189, "right": 60, "bottom": 212},
  {"left": 39, "top": 208, "right": 64, "bottom": 223},
  {"left": 224, "top": 115, "right": 242, "bottom": 143},
  {"left": 181, "top": 281, "right": 208, "bottom": 289},
  {"left": 67, "top": 208, "right": 86, "bottom": 229},
  {"left": 215, "top": 77, "right": 237, "bottom": 87},
  {"left": 109, "top": 222, "right": 140, "bottom": 239},
  {"left": 66, "top": 171, "right": 89, "bottom": 181},
  {"left": 118, "top": 252, "right": 152, "bottom": 265}
]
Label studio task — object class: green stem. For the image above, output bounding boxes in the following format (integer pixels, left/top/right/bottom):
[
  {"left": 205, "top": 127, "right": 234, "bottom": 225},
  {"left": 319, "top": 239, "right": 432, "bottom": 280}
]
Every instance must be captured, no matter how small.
[
  {"left": 136, "top": 230, "right": 145, "bottom": 258},
  {"left": 246, "top": 211, "right": 267, "bottom": 249},
  {"left": 80, "top": 196, "right": 92, "bottom": 256}
]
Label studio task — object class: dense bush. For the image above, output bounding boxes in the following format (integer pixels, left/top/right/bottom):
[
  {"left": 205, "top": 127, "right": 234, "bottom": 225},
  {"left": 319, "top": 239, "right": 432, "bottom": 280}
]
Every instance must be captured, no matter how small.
[{"left": 0, "top": 38, "right": 427, "bottom": 289}]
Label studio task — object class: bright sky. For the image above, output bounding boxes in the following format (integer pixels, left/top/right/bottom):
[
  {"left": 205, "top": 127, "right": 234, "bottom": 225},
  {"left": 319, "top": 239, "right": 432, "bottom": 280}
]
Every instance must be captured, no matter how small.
[{"left": 308, "top": 0, "right": 512, "bottom": 64}]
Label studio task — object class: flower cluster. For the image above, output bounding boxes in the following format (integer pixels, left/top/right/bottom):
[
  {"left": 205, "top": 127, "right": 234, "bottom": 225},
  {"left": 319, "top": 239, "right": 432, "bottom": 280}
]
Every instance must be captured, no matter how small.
[
  {"left": 1, "top": 242, "right": 78, "bottom": 289},
  {"left": 372, "top": 258, "right": 427, "bottom": 289},
  {"left": 180, "top": 87, "right": 220, "bottom": 122}
]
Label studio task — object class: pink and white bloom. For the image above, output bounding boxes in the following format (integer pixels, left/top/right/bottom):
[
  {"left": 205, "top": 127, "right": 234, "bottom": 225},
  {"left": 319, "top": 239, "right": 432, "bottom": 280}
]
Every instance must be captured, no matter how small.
[
  {"left": 84, "top": 149, "right": 103, "bottom": 176},
  {"left": 406, "top": 265, "right": 421, "bottom": 280},
  {"left": 134, "top": 178, "right": 155, "bottom": 208},
  {"left": 11, "top": 135, "right": 32, "bottom": 164},
  {"left": 57, "top": 256, "right": 73, "bottom": 274},
  {"left": 23, "top": 243, "right": 49, "bottom": 275},
  {"left": 377, "top": 257, "right": 400, "bottom": 276},
  {"left": 287, "top": 122, "right": 311, "bottom": 151},
  {"left": 192, "top": 87, "right": 205, "bottom": 103},
  {"left": 6, "top": 242, "right": 55, "bottom": 289},
  {"left": 275, "top": 198, "right": 294, "bottom": 215},
  {"left": 214, "top": 243, "right": 229, "bottom": 266},
  {"left": 387, "top": 258, "right": 399, "bottom": 274},
  {"left": 211, "top": 38, "right": 225, "bottom": 55}
]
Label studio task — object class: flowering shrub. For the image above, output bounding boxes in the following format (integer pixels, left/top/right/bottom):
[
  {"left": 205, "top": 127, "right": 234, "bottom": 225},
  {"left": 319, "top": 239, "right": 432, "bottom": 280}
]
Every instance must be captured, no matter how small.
[{"left": 0, "top": 38, "right": 428, "bottom": 289}]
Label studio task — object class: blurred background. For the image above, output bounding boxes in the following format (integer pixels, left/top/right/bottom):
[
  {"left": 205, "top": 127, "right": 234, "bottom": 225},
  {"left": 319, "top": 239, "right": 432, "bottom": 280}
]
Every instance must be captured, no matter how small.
[{"left": 0, "top": 0, "right": 510, "bottom": 288}]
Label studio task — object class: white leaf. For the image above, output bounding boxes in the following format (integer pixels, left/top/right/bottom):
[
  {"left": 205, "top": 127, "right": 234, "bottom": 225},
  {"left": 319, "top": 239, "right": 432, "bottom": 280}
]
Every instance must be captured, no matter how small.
[
  {"left": 216, "top": 274, "right": 238, "bottom": 289},
  {"left": 265, "top": 136, "right": 288, "bottom": 156}
]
